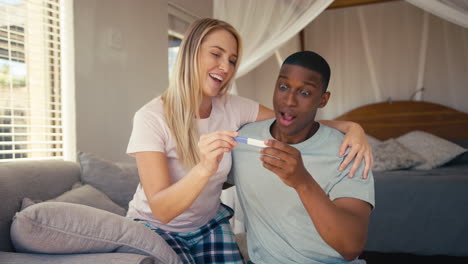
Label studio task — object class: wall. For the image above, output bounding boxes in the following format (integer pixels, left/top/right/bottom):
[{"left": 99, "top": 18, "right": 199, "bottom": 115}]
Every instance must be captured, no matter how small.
[
  {"left": 73, "top": 0, "right": 214, "bottom": 162},
  {"left": 169, "top": 0, "right": 212, "bottom": 19},
  {"left": 74, "top": 0, "right": 168, "bottom": 162}
]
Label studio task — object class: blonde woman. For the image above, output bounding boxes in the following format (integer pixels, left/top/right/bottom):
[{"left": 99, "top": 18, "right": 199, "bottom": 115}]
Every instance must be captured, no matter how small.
[{"left": 126, "top": 18, "right": 372, "bottom": 264}]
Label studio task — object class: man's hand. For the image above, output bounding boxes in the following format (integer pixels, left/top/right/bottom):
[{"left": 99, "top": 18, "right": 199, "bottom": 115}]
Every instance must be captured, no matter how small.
[{"left": 260, "top": 139, "right": 311, "bottom": 190}]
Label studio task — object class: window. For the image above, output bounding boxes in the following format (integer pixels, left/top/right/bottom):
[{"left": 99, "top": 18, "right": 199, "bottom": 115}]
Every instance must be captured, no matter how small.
[
  {"left": 167, "top": 3, "right": 195, "bottom": 77},
  {"left": 0, "top": 0, "right": 65, "bottom": 162},
  {"left": 168, "top": 34, "right": 181, "bottom": 77}
]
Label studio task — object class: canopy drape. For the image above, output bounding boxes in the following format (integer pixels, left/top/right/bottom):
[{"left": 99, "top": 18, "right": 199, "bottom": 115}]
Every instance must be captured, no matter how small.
[
  {"left": 407, "top": 0, "right": 468, "bottom": 28},
  {"left": 214, "top": 0, "right": 333, "bottom": 78}
]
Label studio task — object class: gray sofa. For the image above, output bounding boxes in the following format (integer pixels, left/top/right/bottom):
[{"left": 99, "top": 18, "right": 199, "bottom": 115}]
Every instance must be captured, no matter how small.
[{"left": 0, "top": 153, "right": 182, "bottom": 264}]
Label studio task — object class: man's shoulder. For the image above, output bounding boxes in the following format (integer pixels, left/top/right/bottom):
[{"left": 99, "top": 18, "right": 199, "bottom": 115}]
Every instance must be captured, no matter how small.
[
  {"left": 298, "top": 124, "right": 349, "bottom": 158},
  {"left": 322, "top": 124, "right": 345, "bottom": 139},
  {"left": 315, "top": 124, "right": 345, "bottom": 146}
]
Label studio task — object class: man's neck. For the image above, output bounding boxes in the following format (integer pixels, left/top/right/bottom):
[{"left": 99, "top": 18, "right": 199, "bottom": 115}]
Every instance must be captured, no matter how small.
[{"left": 270, "top": 121, "right": 320, "bottom": 144}]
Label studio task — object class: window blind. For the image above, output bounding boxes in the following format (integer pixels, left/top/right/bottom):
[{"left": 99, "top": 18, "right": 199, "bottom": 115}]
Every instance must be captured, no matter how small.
[{"left": 0, "top": 0, "right": 63, "bottom": 162}]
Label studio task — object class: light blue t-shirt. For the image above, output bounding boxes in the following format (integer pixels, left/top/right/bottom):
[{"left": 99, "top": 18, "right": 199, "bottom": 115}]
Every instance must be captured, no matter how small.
[{"left": 230, "top": 119, "right": 375, "bottom": 264}]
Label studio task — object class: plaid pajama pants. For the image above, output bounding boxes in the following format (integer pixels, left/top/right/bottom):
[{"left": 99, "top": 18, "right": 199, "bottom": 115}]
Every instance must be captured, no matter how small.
[{"left": 134, "top": 204, "right": 244, "bottom": 264}]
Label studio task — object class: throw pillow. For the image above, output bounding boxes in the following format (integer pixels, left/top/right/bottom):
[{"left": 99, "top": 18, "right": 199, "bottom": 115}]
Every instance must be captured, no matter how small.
[
  {"left": 10, "top": 202, "right": 182, "bottom": 264},
  {"left": 396, "top": 131, "right": 467, "bottom": 170},
  {"left": 372, "top": 139, "right": 426, "bottom": 171},
  {"left": 78, "top": 152, "right": 140, "bottom": 209},
  {"left": 21, "top": 182, "right": 126, "bottom": 216}
]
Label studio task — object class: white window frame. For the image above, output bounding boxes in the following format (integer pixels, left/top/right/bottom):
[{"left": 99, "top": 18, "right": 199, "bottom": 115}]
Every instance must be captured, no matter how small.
[{"left": 60, "top": 0, "right": 75, "bottom": 161}]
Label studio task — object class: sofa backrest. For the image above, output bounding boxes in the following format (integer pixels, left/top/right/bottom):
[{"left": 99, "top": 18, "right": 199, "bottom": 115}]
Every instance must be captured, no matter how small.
[
  {"left": 0, "top": 160, "right": 81, "bottom": 252},
  {"left": 77, "top": 152, "right": 140, "bottom": 210}
]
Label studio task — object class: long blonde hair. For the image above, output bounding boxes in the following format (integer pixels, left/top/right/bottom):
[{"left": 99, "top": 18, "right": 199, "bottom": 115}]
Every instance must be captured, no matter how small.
[{"left": 162, "top": 18, "right": 242, "bottom": 169}]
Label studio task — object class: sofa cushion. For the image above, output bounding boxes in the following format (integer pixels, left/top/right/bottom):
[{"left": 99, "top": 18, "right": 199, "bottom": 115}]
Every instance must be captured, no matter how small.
[
  {"left": 0, "top": 252, "right": 155, "bottom": 264},
  {"left": 22, "top": 182, "right": 126, "bottom": 216},
  {"left": 78, "top": 152, "right": 139, "bottom": 209},
  {"left": 0, "top": 160, "right": 81, "bottom": 252},
  {"left": 10, "top": 202, "right": 181, "bottom": 264}
]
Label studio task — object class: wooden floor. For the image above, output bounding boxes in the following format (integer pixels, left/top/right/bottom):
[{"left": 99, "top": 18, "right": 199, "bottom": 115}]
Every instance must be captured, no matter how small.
[{"left": 360, "top": 252, "right": 468, "bottom": 264}]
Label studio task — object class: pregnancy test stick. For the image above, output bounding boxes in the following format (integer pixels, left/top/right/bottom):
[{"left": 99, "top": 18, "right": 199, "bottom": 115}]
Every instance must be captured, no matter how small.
[{"left": 234, "top": 136, "right": 267, "bottom": 148}]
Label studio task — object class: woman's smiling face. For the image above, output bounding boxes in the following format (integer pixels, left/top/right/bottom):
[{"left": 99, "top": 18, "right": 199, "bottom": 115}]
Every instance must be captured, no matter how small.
[
  {"left": 272, "top": 64, "right": 330, "bottom": 143},
  {"left": 199, "top": 29, "right": 238, "bottom": 98}
]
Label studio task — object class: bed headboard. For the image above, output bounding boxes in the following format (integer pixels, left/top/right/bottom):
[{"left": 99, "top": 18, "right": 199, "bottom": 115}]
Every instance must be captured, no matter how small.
[{"left": 334, "top": 101, "right": 468, "bottom": 140}]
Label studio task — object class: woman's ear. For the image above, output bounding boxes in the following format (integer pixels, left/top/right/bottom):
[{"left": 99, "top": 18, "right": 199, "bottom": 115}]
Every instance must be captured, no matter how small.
[{"left": 319, "top": 91, "right": 331, "bottom": 108}]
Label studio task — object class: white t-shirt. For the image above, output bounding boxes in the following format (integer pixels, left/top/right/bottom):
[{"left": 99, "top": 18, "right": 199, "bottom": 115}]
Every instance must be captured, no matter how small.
[{"left": 126, "top": 94, "right": 259, "bottom": 232}]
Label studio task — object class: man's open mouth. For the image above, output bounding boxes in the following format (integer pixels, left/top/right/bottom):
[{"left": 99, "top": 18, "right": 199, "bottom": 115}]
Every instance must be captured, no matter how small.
[{"left": 279, "top": 112, "right": 296, "bottom": 126}]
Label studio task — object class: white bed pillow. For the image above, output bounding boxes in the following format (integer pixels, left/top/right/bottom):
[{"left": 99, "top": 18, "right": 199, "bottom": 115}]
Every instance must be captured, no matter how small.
[{"left": 396, "top": 131, "right": 467, "bottom": 170}]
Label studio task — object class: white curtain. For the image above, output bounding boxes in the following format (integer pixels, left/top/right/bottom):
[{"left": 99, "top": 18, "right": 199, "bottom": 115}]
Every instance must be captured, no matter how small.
[
  {"left": 214, "top": 0, "right": 333, "bottom": 78},
  {"left": 406, "top": 0, "right": 468, "bottom": 28},
  {"left": 215, "top": 0, "right": 333, "bottom": 233},
  {"left": 305, "top": 1, "right": 468, "bottom": 120}
]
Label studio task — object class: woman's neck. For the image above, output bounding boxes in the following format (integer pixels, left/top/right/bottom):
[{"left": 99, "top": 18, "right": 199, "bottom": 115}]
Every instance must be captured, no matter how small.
[{"left": 199, "top": 96, "right": 212, "bottom": 119}]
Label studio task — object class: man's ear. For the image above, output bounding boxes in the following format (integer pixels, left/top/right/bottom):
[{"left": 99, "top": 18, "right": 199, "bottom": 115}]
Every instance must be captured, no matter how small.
[{"left": 318, "top": 91, "right": 330, "bottom": 108}]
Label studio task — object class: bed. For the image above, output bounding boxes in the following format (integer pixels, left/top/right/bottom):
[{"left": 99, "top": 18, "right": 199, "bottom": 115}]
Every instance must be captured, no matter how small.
[{"left": 334, "top": 100, "right": 468, "bottom": 257}]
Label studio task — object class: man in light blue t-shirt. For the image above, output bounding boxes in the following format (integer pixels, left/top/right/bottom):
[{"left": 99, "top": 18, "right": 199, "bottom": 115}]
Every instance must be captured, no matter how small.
[{"left": 229, "top": 51, "right": 375, "bottom": 264}]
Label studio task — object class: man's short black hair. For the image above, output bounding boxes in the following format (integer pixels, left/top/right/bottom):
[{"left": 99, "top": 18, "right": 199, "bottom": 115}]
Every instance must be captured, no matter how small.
[{"left": 282, "top": 51, "right": 331, "bottom": 92}]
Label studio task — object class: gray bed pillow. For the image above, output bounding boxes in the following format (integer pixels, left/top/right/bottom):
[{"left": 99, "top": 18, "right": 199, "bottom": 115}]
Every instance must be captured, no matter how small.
[
  {"left": 396, "top": 131, "right": 467, "bottom": 170},
  {"left": 21, "top": 182, "right": 126, "bottom": 216},
  {"left": 10, "top": 202, "right": 182, "bottom": 264},
  {"left": 372, "top": 139, "right": 426, "bottom": 171},
  {"left": 366, "top": 135, "right": 381, "bottom": 149},
  {"left": 78, "top": 152, "right": 140, "bottom": 209}
]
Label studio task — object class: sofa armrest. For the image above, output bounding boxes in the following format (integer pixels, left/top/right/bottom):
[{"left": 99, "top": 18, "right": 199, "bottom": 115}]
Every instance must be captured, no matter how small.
[{"left": 0, "top": 251, "right": 155, "bottom": 264}]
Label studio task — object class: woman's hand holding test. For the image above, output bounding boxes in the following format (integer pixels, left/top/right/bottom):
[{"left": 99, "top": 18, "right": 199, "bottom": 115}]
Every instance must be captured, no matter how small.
[{"left": 198, "top": 130, "right": 238, "bottom": 176}]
